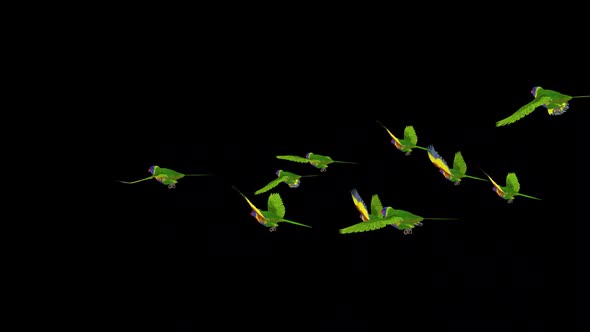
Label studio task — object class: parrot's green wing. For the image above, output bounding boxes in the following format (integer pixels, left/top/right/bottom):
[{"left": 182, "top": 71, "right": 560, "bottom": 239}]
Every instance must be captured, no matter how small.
[
  {"left": 403, "top": 126, "right": 418, "bottom": 146},
  {"left": 267, "top": 193, "right": 286, "bottom": 219},
  {"left": 254, "top": 177, "right": 285, "bottom": 195},
  {"left": 452, "top": 151, "right": 467, "bottom": 175},
  {"left": 505, "top": 173, "right": 520, "bottom": 193},
  {"left": 279, "top": 219, "right": 312, "bottom": 228},
  {"left": 339, "top": 217, "right": 403, "bottom": 234},
  {"left": 370, "top": 194, "right": 383, "bottom": 218},
  {"left": 496, "top": 96, "right": 552, "bottom": 127},
  {"left": 276, "top": 155, "right": 309, "bottom": 163}
]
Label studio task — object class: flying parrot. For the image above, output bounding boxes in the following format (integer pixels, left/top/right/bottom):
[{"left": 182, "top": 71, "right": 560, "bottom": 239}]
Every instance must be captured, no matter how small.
[
  {"left": 426, "top": 145, "right": 487, "bottom": 185},
  {"left": 496, "top": 86, "right": 590, "bottom": 127},
  {"left": 338, "top": 189, "right": 403, "bottom": 234},
  {"left": 380, "top": 206, "right": 459, "bottom": 235},
  {"left": 232, "top": 186, "right": 312, "bottom": 232},
  {"left": 481, "top": 171, "right": 542, "bottom": 203},
  {"left": 254, "top": 170, "right": 320, "bottom": 195},
  {"left": 376, "top": 120, "right": 428, "bottom": 156},
  {"left": 276, "top": 152, "right": 357, "bottom": 172},
  {"left": 117, "top": 165, "right": 210, "bottom": 189}
]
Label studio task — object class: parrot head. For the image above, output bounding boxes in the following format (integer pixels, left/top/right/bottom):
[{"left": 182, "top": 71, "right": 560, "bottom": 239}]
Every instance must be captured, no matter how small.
[
  {"left": 531, "top": 86, "right": 541, "bottom": 97},
  {"left": 276, "top": 170, "right": 282, "bottom": 177},
  {"left": 148, "top": 165, "right": 158, "bottom": 174}
]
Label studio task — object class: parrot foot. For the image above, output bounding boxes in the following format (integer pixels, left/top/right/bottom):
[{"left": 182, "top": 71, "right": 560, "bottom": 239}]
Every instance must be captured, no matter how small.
[
  {"left": 507, "top": 198, "right": 514, "bottom": 204},
  {"left": 168, "top": 184, "right": 176, "bottom": 189},
  {"left": 269, "top": 227, "right": 277, "bottom": 232},
  {"left": 403, "top": 229, "right": 412, "bottom": 235},
  {"left": 405, "top": 151, "right": 411, "bottom": 156},
  {"left": 416, "top": 222, "right": 423, "bottom": 226},
  {"left": 454, "top": 181, "right": 461, "bottom": 186},
  {"left": 320, "top": 168, "right": 327, "bottom": 172}
]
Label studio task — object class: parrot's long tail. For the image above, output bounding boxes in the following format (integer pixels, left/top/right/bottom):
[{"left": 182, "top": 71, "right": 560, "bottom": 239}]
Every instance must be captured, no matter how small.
[
  {"left": 423, "top": 218, "right": 460, "bottom": 220},
  {"left": 572, "top": 95, "right": 590, "bottom": 98},
  {"left": 185, "top": 174, "right": 212, "bottom": 176},
  {"left": 333, "top": 160, "right": 358, "bottom": 164},
  {"left": 412, "top": 145, "right": 429, "bottom": 151}
]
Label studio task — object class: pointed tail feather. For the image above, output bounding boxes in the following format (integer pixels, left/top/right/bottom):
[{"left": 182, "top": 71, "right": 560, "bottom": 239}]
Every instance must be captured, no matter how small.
[
  {"left": 423, "top": 218, "right": 460, "bottom": 220},
  {"left": 412, "top": 145, "right": 429, "bottom": 151},
  {"left": 333, "top": 160, "right": 358, "bottom": 164},
  {"left": 572, "top": 95, "right": 590, "bottom": 98},
  {"left": 185, "top": 173, "right": 212, "bottom": 176},
  {"left": 463, "top": 175, "right": 488, "bottom": 181},
  {"left": 515, "top": 193, "right": 542, "bottom": 200},
  {"left": 117, "top": 176, "right": 155, "bottom": 184},
  {"left": 280, "top": 219, "right": 312, "bottom": 228}
]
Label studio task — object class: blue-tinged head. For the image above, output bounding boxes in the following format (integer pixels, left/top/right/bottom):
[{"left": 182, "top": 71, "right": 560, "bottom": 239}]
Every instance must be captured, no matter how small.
[
  {"left": 276, "top": 170, "right": 282, "bottom": 177},
  {"left": 306, "top": 152, "right": 312, "bottom": 159},
  {"left": 250, "top": 210, "right": 257, "bottom": 217},
  {"left": 531, "top": 86, "right": 540, "bottom": 97},
  {"left": 148, "top": 165, "right": 157, "bottom": 174},
  {"left": 381, "top": 207, "right": 388, "bottom": 217}
]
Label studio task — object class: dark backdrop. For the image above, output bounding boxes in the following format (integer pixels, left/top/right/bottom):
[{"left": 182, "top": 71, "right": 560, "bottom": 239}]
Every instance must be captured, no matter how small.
[{"left": 105, "top": 54, "right": 583, "bottom": 330}]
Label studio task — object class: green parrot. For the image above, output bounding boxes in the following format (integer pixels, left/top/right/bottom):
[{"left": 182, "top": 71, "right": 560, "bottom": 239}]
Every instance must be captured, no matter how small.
[
  {"left": 276, "top": 152, "right": 357, "bottom": 172},
  {"left": 117, "top": 165, "right": 210, "bottom": 189},
  {"left": 254, "top": 170, "right": 320, "bottom": 195},
  {"left": 233, "top": 186, "right": 312, "bottom": 232},
  {"left": 481, "top": 171, "right": 542, "bottom": 203},
  {"left": 426, "top": 145, "right": 487, "bottom": 185},
  {"left": 377, "top": 120, "right": 428, "bottom": 156},
  {"left": 338, "top": 189, "right": 403, "bottom": 234},
  {"left": 496, "top": 86, "right": 590, "bottom": 127},
  {"left": 380, "top": 206, "right": 458, "bottom": 235}
]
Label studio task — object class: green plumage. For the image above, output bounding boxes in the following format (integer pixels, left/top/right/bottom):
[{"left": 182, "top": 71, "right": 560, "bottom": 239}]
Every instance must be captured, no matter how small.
[
  {"left": 505, "top": 173, "right": 520, "bottom": 193},
  {"left": 339, "top": 217, "right": 403, "bottom": 234},
  {"left": 370, "top": 194, "right": 383, "bottom": 217},
  {"left": 496, "top": 87, "right": 590, "bottom": 127},
  {"left": 452, "top": 152, "right": 467, "bottom": 175},
  {"left": 117, "top": 166, "right": 210, "bottom": 188},
  {"left": 267, "top": 193, "right": 286, "bottom": 219},
  {"left": 276, "top": 153, "right": 356, "bottom": 172},
  {"left": 254, "top": 177, "right": 284, "bottom": 195}
]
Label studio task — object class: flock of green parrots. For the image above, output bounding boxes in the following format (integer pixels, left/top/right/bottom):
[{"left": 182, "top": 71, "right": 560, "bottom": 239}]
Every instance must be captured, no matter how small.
[{"left": 118, "top": 87, "right": 587, "bottom": 235}]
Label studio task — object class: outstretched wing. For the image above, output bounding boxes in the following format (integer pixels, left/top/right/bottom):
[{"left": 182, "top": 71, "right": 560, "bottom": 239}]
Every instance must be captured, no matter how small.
[
  {"left": 370, "top": 194, "right": 383, "bottom": 218},
  {"left": 377, "top": 121, "right": 402, "bottom": 146},
  {"left": 482, "top": 171, "right": 505, "bottom": 195},
  {"left": 427, "top": 145, "right": 452, "bottom": 175},
  {"left": 267, "top": 193, "right": 286, "bottom": 219},
  {"left": 453, "top": 151, "right": 467, "bottom": 175},
  {"left": 233, "top": 186, "right": 265, "bottom": 217},
  {"left": 339, "top": 217, "right": 403, "bottom": 234},
  {"left": 276, "top": 155, "right": 310, "bottom": 163},
  {"left": 403, "top": 126, "right": 418, "bottom": 146},
  {"left": 505, "top": 173, "right": 520, "bottom": 193},
  {"left": 496, "top": 96, "right": 552, "bottom": 127},
  {"left": 254, "top": 177, "right": 285, "bottom": 195},
  {"left": 350, "top": 189, "right": 370, "bottom": 221}
]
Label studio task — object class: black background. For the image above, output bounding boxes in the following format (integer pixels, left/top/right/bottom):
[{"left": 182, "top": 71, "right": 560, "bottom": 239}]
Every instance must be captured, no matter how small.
[{"left": 104, "top": 42, "right": 584, "bottom": 330}]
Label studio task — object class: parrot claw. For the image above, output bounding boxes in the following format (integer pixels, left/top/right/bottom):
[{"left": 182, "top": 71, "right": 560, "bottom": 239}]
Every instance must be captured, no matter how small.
[
  {"left": 320, "top": 168, "right": 327, "bottom": 172},
  {"left": 454, "top": 181, "right": 461, "bottom": 186},
  {"left": 416, "top": 222, "right": 423, "bottom": 226},
  {"left": 168, "top": 184, "right": 176, "bottom": 189},
  {"left": 403, "top": 229, "right": 412, "bottom": 235},
  {"left": 269, "top": 227, "right": 277, "bottom": 232},
  {"left": 507, "top": 198, "right": 514, "bottom": 204},
  {"left": 405, "top": 151, "right": 411, "bottom": 156}
]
